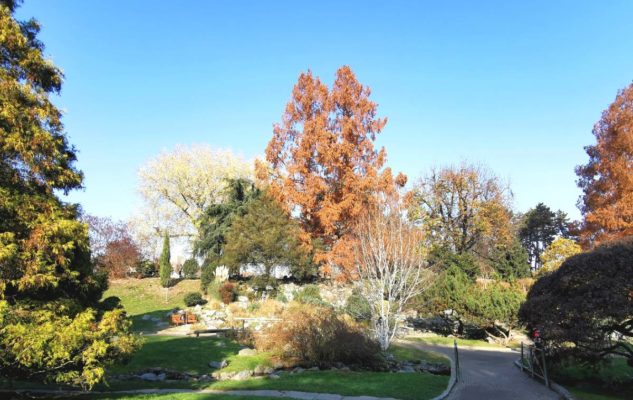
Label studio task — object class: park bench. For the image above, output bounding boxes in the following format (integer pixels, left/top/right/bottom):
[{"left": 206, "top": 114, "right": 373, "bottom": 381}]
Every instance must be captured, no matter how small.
[
  {"left": 192, "top": 328, "right": 233, "bottom": 337},
  {"left": 170, "top": 312, "right": 197, "bottom": 326}
]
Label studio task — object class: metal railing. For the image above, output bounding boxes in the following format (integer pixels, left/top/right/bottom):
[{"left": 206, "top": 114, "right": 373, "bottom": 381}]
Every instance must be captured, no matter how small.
[{"left": 520, "top": 342, "right": 549, "bottom": 387}]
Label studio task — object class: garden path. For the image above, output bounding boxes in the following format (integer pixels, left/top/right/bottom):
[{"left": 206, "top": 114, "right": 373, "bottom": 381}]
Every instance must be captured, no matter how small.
[{"left": 405, "top": 341, "right": 560, "bottom": 400}]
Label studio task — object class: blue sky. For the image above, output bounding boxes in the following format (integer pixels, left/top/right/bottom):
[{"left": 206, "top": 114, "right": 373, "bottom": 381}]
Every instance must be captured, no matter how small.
[{"left": 17, "top": 0, "right": 633, "bottom": 221}]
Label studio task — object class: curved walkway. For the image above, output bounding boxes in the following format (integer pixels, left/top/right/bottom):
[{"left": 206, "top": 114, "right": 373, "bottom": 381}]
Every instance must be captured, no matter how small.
[{"left": 404, "top": 341, "right": 560, "bottom": 400}]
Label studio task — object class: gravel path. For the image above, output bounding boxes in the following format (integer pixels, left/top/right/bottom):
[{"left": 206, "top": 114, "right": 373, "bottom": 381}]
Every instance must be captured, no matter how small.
[{"left": 405, "top": 342, "right": 561, "bottom": 400}]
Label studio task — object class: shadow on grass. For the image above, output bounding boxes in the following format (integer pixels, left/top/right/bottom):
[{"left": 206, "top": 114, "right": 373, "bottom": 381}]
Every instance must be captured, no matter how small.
[
  {"left": 108, "top": 335, "right": 242, "bottom": 376},
  {"left": 129, "top": 309, "right": 174, "bottom": 333}
]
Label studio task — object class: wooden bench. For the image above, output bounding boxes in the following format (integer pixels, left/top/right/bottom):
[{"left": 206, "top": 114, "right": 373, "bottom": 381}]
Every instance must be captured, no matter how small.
[
  {"left": 170, "top": 312, "right": 197, "bottom": 326},
  {"left": 192, "top": 328, "right": 233, "bottom": 338}
]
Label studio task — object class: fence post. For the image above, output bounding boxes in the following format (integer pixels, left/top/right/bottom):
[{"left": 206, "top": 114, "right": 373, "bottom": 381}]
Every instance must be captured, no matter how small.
[
  {"left": 520, "top": 342, "right": 524, "bottom": 372},
  {"left": 529, "top": 347, "right": 535, "bottom": 379},
  {"left": 541, "top": 349, "right": 549, "bottom": 388},
  {"left": 453, "top": 339, "right": 460, "bottom": 382}
]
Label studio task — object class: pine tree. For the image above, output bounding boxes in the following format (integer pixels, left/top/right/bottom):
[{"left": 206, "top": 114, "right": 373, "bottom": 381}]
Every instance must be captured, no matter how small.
[
  {"left": 0, "top": 1, "right": 138, "bottom": 388},
  {"left": 159, "top": 233, "right": 172, "bottom": 287}
]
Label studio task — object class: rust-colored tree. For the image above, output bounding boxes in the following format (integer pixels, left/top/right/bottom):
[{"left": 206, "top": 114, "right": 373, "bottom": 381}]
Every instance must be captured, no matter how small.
[
  {"left": 576, "top": 83, "right": 633, "bottom": 246},
  {"left": 259, "top": 66, "right": 405, "bottom": 279}
]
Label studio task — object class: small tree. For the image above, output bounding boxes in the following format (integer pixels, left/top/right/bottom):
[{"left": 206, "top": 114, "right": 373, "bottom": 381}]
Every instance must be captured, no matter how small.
[
  {"left": 182, "top": 258, "right": 199, "bottom": 279},
  {"left": 538, "top": 237, "right": 582, "bottom": 276},
  {"left": 222, "top": 194, "right": 314, "bottom": 279},
  {"left": 353, "top": 203, "right": 432, "bottom": 350},
  {"left": 159, "top": 233, "right": 172, "bottom": 287}
]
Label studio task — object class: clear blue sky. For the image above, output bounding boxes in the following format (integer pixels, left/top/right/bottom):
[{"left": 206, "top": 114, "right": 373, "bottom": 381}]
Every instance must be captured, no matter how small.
[{"left": 17, "top": 0, "right": 633, "bottom": 221}]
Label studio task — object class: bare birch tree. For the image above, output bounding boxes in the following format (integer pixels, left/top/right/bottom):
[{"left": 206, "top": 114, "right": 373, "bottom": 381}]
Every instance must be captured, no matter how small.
[{"left": 354, "top": 203, "right": 433, "bottom": 350}]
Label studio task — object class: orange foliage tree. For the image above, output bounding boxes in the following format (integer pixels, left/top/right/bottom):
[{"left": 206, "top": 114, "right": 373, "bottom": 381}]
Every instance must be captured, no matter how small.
[
  {"left": 258, "top": 66, "right": 405, "bottom": 279},
  {"left": 576, "top": 83, "right": 633, "bottom": 246}
]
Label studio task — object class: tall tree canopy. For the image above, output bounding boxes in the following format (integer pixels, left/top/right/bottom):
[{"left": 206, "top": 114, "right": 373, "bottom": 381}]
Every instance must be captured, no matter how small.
[
  {"left": 411, "top": 163, "right": 513, "bottom": 260},
  {"left": 518, "top": 203, "right": 570, "bottom": 270},
  {"left": 576, "top": 83, "right": 633, "bottom": 246},
  {"left": 259, "top": 66, "right": 406, "bottom": 279},
  {"left": 133, "top": 144, "right": 253, "bottom": 257},
  {"left": 0, "top": 1, "right": 137, "bottom": 388}
]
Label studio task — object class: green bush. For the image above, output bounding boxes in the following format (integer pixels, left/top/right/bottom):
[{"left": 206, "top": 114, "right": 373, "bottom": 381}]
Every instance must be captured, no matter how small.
[
  {"left": 294, "top": 284, "right": 322, "bottom": 305},
  {"left": 345, "top": 287, "right": 371, "bottom": 322},
  {"left": 182, "top": 258, "right": 199, "bottom": 279},
  {"left": 206, "top": 279, "right": 222, "bottom": 301},
  {"left": 136, "top": 260, "right": 157, "bottom": 278},
  {"left": 250, "top": 275, "right": 278, "bottom": 293},
  {"left": 200, "top": 261, "right": 216, "bottom": 293},
  {"left": 275, "top": 291, "right": 288, "bottom": 303},
  {"left": 183, "top": 292, "right": 207, "bottom": 307}
]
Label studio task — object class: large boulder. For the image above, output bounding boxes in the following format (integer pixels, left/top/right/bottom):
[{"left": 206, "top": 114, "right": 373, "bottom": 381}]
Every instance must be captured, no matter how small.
[{"left": 238, "top": 348, "right": 257, "bottom": 356}]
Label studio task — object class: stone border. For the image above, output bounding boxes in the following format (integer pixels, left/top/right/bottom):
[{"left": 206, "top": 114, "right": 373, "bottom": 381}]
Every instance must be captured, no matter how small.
[{"left": 513, "top": 359, "right": 575, "bottom": 400}]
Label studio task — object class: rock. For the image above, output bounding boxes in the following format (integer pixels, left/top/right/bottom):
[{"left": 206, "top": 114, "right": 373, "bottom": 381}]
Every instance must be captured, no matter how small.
[
  {"left": 263, "top": 366, "right": 275, "bottom": 374},
  {"left": 272, "top": 360, "right": 285, "bottom": 369},
  {"left": 340, "top": 366, "right": 350, "bottom": 371},
  {"left": 238, "top": 348, "right": 257, "bottom": 356},
  {"left": 253, "top": 365, "right": 267, "bottom": 375},
  {"left": 215, "top": 341, "right": 226, "bottom": 347},
  {"left": 139, "top": 372, "right": 158, "bottom": 381},
  {"left": 399, "top": 366, "right": 416, "bottom": 373},
  {"left": 208, "top": 360, "right": 228, "bottom": 369},
  {"left": 237, "top": 295, "right": 249, "bottom": 302},
  {"left": 199, "top": 375, "right": 212, "bottom": 382},
  {"left": 212, "top": 371, "right": 236, "bottom": 380},
  {"left": 307, "top": 366, "right": 319, "bottom": 371},
  {"left": 232, "top": 370, "right": 254, "bottom": 380},
  {"left": 291, "top": 367, "right": 304, "bottom": 374},
  {"left": 330, "top": 367, "right": 338, "bottom": 371},
  {"left": 268, "top": 373, "right": 280, "bottom": 379}
]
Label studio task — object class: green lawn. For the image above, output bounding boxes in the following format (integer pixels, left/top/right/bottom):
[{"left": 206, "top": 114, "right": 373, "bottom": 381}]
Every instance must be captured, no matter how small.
[
  {"left": 88, "top": 395, "right": 281, "bottom": 400},
  {"left": 390, "top": 344, "right": 450, "bottom": 366},
  {"left": 104, "top": 278, "right": 203, "bottom": 332},
  {"left": 109, "top": 336, "right": 242, "bottom": 375}
]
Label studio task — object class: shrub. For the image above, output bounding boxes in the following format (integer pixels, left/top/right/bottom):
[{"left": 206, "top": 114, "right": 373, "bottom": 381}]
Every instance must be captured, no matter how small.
[
  {"left": 136, "top": 260, "right": 157, "bottom": 278},
  {"left": 293, "top": 284, "right": 323, "bottom": 305},
  {"left": 99, "top": 296, "right": 122, "bottom": 311},
  {"left": 200, "top": 262, "right": 216, "bottom": 293},
  {"left": 182, "top": 258, "right": 199, "bottom": 279},
  {"left": 275, "top": 291, "right": 288, "bottom": 303},
  {"left": 183, "top": 292, "right": 207, "bottom": 307},
  {"left": 520, "top": 237, "right": 633, "bottom": 365},
  {"left": 250, "top": 275, "right": 278, "bottom": 293},
  {"left": 219, "top": 282, "right": 237, "bottom": 304},
  {"left": 345, "top": 287, "right": 371, "bottom": 322},
  {"left": 206, "top": 279, "right": 222, "bottom": 301},
  {"left": 256, "top": 305, "right": 383, "bottom": 368}
]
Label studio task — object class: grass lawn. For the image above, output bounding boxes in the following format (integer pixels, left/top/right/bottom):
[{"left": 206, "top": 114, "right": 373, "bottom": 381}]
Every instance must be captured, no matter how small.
[
  {"left": 551, "top": 357, "right": 633, "bottom": 400},
  {"left": 88, "top": 395, "right": 281, "bottom": 400},
  {"left": 109, "top": 336, "right": 242, "bottom": 375},
  {"left": 104, "top": 278, "right": 202, "bottom": 332},
  {"left": 390, "top": 343, "right": 450, "bottom": 366}
]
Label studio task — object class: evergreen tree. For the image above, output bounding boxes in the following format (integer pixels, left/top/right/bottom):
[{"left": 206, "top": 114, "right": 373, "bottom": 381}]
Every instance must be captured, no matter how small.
[
  {"left": 0, "top": 1, "right": 137, "bottom": 388},
  {"left": 159, "top": 233, "right": 172, "bottom": 287}
]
